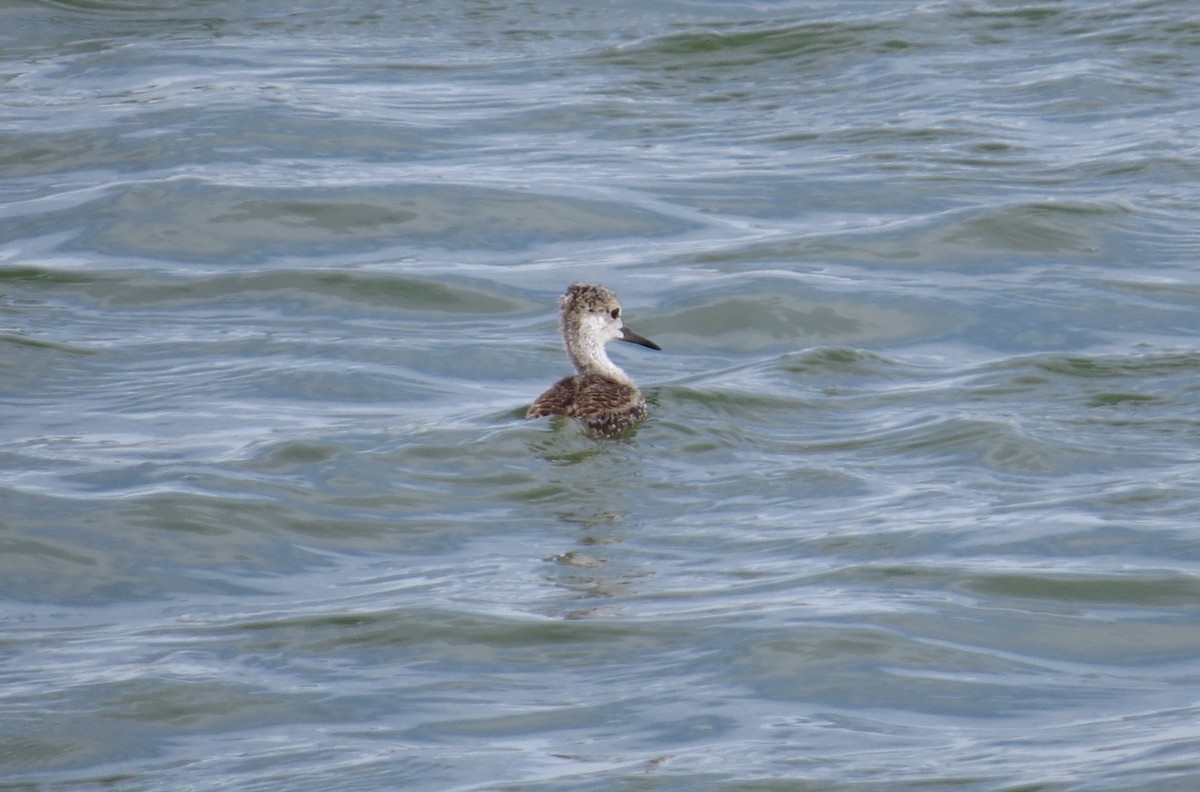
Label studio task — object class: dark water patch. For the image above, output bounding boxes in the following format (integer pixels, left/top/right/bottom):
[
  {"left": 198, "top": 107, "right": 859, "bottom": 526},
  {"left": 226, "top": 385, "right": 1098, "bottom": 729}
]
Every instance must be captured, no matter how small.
[
  {"left": 0, "top": 266, "right": 531, "bottom": 320},
  {"left": 0, "top": 493, "right": 283, "bottom": 603},
  {"left": 0, "top": 734, "right": 88, "bottom": 774},
  {"left": 0, "top": 470, "right": 536, "bottom": 604},
  {"left": 1087, "top": 482, "right": 1200, "bottom": 516},
  {"left": 952, "top": 2, "right": 1189, "bottom": 43},
  {"left": 654, "top": 280, "right": 939, "bottom": 352},
  {"left": 309, "top": 272, "right": 529, "bottom": 314},
  {"left": 653, "top": 349, "right": 898, "bottom": 430},
  {"left": 108, "top": 270, "right": 526, "bottom": 316},
  {"left": 723, "top": 623, "right": 1062, "bottom": 720},
  {"left": 599, "top": 17, "right": 926, "bottom": 74},
  {"left": 0, "top": 331, "right": 95, "bottom": 356},
  {"left": 0, "top": 266, "right": 94, "bottom": 287},
  {"left": 1013, "top": 351, "right": 1200, "bottom": 418},
  {"left": 857, "top": 415, "right": 1080, "bottom": 474},
  {"left": 939, "top": 202, "right": 1121, "bottom": 255},
  {"left": 666, "top": 384, "right": 812, "bottom": 417},
  {"left": 197, "top": 606, "right": 680, "bottom": 665},
  {"left": 0, "top": 673, "right": 332, "bottom": 776},
  {"left": 650, "top": 343, "right": 1186, "bottom": 475},
  {"left": 1095, "top": 276, "right": 1200, "bottom": 306},
  {"left": 0, "top": 532, "right": 100, "bottom": 584},
  {"left": 249, "top": 440, "right": 340, "bottom": 470},
  {"left": 1086, "top": 392, "right": 1162, "bottom": 408},
  {"left": 0, "top": 126, "right": 181, "bottom": 180},
  {"left": 18, "top": 0, "right": 213, "bottom": 17},
  {"left": 900, "top": 350, "right": 1200, "bottom": 439},
  {"left": 20, "top": 180, "right": 690, "bottom": 263},
  {"left": 1033, "top": 351, "right": 1200, "bottom": 380},
  {"left": 781, "top": 347, "right": 900, "bottom": 377},
  {"left": 667, "top": 344, "right": 1199, "bottom": 476},
  {"left": 863, "top": 201, "right": 1127, "bottom": 266},
  {"left": 680, "top": 200, "right": 1128, "bottom": 273},
  {"left": 965, "top": 572, "right": 1200, "bottom": 608}
]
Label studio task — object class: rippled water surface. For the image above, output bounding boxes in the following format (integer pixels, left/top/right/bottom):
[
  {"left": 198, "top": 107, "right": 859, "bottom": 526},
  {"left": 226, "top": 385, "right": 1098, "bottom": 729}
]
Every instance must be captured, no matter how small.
[{"left": 3, "top": 1, "right": 1200, "bottom": 790}]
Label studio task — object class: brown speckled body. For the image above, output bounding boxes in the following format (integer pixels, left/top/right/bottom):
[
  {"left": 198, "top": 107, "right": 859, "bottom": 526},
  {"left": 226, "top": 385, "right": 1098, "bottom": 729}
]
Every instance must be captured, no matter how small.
[
  {"left": 526, "top": 372, "right": 648, "bottom": 437},
  {"left": 526, "top": 283, "right": 660, "bottom": 438}
]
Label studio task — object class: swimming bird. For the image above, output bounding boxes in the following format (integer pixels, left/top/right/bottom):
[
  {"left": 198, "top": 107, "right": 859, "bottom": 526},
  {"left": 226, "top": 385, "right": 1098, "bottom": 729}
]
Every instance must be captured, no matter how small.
[{"left": 526, "top": 283, "right": 661, "bottom": 437}]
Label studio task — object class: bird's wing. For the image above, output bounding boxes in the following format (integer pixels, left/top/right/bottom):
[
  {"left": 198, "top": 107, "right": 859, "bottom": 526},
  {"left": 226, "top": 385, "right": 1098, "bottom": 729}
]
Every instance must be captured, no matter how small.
[{"left": 525, "top": 376, "right": 578, "bottom": 419}]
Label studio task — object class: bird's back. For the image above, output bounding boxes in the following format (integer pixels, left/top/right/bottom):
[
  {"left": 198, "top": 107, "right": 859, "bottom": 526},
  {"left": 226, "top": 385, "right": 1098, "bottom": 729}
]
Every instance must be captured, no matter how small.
[{"left": 526, "top": 372, "right": 647, "bottom": 437}]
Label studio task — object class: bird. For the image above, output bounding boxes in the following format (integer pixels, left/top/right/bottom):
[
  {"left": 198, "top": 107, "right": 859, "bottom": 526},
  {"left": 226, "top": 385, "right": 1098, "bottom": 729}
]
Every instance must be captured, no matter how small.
[{"left": 526, "top": 283, "right": 661, "bottom": 437}]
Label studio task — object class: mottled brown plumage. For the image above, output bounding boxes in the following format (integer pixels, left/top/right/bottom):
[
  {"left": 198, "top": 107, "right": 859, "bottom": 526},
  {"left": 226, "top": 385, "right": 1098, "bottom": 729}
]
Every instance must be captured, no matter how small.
[{"left": 526, "top": 283, "right": 661, "bottom": 437}]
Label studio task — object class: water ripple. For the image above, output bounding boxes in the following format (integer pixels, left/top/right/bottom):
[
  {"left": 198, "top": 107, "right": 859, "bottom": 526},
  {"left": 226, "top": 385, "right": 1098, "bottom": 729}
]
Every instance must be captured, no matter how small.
[{"left": 4, "top": 0, "right": 1200, "bottom": 789}]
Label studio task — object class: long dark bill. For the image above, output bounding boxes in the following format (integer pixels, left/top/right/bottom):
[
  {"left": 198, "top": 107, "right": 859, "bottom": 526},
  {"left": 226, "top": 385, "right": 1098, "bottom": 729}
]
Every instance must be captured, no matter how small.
[{"left": 620, "top": 326, "right": 662, "bottom": 351}]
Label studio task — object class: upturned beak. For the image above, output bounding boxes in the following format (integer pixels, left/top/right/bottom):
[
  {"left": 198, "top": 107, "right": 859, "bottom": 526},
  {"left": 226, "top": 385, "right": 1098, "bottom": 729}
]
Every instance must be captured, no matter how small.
[{"left": 619, "top": 325, "right": 662, "bottom": 351}]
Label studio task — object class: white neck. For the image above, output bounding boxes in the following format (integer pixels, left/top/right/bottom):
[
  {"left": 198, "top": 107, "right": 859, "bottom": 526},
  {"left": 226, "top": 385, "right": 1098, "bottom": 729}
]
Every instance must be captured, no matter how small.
[{"left": 565, "top": 324, "right": 633, "bottom": 385}]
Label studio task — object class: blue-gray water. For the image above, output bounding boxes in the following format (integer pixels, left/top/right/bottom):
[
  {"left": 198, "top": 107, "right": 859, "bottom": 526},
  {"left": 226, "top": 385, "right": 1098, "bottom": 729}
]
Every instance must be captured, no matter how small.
[{"left": 3, "top": 1, "right": 1199, "bottom": 790}]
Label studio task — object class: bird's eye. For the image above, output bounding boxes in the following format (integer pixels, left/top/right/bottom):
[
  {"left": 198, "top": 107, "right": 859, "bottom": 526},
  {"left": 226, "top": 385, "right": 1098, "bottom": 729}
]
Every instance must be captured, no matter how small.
[{"left": 610, "top": 308, "right": 620, "bottom": 319}]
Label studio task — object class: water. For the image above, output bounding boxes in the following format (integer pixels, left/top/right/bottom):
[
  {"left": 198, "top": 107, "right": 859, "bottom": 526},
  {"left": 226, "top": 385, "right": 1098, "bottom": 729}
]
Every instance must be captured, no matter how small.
[{"left": 3, "top": 1, "right": 1199, "bottom": 790}]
